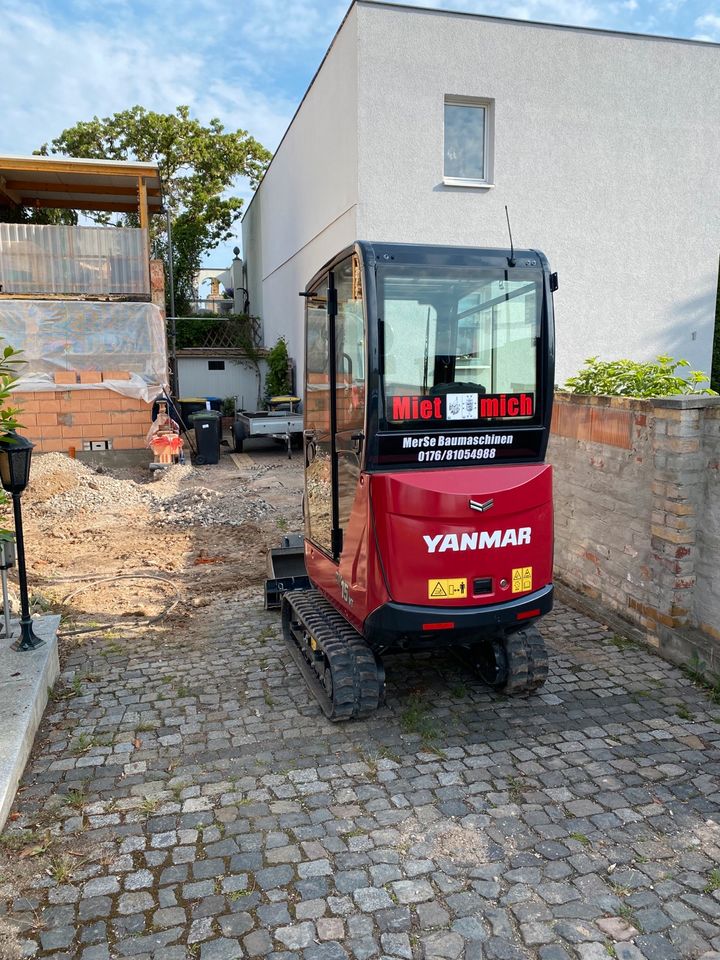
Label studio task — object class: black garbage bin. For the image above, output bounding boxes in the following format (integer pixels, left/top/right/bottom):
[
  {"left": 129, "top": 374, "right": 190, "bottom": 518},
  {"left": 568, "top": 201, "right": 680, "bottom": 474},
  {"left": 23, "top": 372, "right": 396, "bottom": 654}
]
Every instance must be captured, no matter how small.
[{"left": 190, "top": 410, "right": 221, "bottom": 465}]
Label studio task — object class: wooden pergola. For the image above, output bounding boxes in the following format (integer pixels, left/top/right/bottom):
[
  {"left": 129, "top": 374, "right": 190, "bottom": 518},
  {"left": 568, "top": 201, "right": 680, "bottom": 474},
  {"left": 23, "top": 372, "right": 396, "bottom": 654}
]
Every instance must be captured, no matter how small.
[{"left": 0, "top": 154, "right": 163, "bottom": 228}]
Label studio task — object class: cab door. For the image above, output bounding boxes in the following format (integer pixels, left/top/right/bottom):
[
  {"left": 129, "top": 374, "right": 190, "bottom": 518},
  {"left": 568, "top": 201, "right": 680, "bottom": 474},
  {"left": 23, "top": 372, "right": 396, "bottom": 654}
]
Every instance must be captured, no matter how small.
[
  {"left": 333, "top": 254, "right": 366, "bottom": 541},
  {"left": 304, "top": 253, "right": 366, "bottom": 560}
]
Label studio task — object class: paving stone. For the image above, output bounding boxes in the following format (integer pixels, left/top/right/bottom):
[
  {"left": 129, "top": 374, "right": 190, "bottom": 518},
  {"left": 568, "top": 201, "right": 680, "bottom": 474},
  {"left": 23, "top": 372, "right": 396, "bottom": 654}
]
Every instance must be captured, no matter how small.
[
  {"left": 421, "top": 931, "right": 465, "bottom": 958},
  {"left": 6, "top": 596, "right": 720, "bottom": 960},
  {"left": 117, "top": 891, "right": 155, "bottom": 914},
  {"left": 78, "top": 897, "right": 112, "bottom": 921},
  {"left": 391, "top": 879, "right": 434, "bottom": 904},
  {"left": 39, "top": 927, "right": 75, "bottom": 951},
  {"left": 258, "top": 903, "right": 292, "bottom": 926},
  {"left": 596, "top": 916, "right": 638, "bottom": 941},
  {"left": 219, "top": 912, "right": 254, "bottom": 937},
  {"left": 317, "top": 918, "right": 345, "bottom": 941},
  {"left": 153, "top": 907, "right": 187, "bottom": 928},
  {"left": 354, "top": 887, "right": 394, "bottom": 911},
  {"left": 417, "top": 901, "right": 451, "bottom": 928},
  {"left": 304, "top": 945, "right": 349, "bottom": 960},
  {"left": 380, "top": 932, "right": 411, "bottom": 958},
  {"left": 200, "top": 938, "right": 244, "bottom": 960},
  {"left": 244, "top": 928, "right": 273, "bottom": 956},
  {"left": 82, "top": 876, "right": 120, "bottom": 898},
  {"left": 296, "top": 899, "right": 327, "bottom": 920},
  {"left": 125, "top": 869, "right": 154, "bottom": 891},
  {"left": 274, "top": 922, "right": 315, "bottom": 949}
]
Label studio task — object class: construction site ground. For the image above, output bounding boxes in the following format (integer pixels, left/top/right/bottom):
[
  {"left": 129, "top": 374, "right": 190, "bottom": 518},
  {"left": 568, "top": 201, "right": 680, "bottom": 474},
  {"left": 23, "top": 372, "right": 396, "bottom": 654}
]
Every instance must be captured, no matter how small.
[{"left": 1, "top": 441, "right": 720, "bottom": 960}]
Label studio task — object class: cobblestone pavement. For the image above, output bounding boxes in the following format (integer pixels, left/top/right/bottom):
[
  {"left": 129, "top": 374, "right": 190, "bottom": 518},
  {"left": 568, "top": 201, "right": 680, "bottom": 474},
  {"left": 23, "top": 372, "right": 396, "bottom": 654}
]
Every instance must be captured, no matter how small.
[{"left": 2, "top": 598, "right": 720, "bottom": 960}]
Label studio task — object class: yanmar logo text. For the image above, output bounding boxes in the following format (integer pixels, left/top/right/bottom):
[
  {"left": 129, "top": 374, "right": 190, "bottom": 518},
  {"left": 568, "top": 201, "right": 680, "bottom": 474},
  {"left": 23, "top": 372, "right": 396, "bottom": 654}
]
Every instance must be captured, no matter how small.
[{"left": 424, "top": 528, "right": 532, "bottom": 553}]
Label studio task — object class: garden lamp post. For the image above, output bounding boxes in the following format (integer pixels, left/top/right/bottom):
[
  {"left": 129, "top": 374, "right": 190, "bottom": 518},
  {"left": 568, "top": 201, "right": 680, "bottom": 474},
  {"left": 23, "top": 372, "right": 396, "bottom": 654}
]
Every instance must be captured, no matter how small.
[{"left": 0, "top": 432, "right": 43, "bottom": 651}]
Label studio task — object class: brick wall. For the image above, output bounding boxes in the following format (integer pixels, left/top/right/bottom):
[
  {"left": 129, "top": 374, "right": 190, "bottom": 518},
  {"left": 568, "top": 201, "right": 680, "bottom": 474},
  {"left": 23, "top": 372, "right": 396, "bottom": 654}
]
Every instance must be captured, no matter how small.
[
  {"left": 550, "top": 392, "right": 720, "bottom": 671},
  {"left": 14, "top": 387, "right": 152, "bottom": 453}
]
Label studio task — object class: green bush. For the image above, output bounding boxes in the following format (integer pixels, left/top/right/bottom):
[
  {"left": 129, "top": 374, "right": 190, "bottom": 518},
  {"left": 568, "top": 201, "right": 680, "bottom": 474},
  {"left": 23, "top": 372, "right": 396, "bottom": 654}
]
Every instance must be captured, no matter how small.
[
  {"left": 564, "top": 355, "right": 717, "bottom": 398},
  {"left": 265, "top": 336, "right": 291, "bottom": 400}
]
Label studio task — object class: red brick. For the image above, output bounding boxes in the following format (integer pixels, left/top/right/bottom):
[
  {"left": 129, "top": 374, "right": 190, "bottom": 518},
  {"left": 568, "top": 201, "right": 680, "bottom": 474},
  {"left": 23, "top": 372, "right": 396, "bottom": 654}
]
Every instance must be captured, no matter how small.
[
  {"left": 78, "top": 371, "right": 102, "bottom": 384},
  {"left": 54, "top": 371, "right": 78, "bottom": 385},
  {"left": 36, "top": 412, "right": 59, "bottom": 426}
]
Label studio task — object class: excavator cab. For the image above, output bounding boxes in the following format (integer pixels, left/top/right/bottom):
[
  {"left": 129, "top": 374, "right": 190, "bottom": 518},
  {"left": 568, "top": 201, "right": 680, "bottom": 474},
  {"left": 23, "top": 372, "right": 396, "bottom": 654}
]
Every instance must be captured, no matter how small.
[{"left": 281, "top": 241, "right": 556, "bottom": 720}]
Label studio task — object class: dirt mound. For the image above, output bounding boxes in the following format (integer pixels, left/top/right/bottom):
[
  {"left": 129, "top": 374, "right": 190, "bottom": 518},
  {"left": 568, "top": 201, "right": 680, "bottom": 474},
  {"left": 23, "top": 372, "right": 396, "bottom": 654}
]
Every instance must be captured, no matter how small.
[
  {"left": 27, "top": 454, "right": 195, "bottom": 517},
  {"left": 26, "top": 451, "right": 93, "bottom": 504},
  {"left": 14, "top": 448, "right": 303, "bottom": 642}
]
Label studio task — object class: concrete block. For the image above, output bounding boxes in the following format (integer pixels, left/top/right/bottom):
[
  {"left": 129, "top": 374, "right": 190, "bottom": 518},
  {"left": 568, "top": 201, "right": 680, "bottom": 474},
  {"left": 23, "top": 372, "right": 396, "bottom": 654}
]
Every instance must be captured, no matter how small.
[{"left": 0, "top": 616, "right": 60, "bottom": 832}]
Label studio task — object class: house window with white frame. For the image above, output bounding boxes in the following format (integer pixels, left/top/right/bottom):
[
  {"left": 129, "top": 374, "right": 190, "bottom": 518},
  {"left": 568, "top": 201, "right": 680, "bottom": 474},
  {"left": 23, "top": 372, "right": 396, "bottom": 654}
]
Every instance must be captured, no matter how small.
[{"left": 444, "top": 97, "right": 494, "bottom": 186}]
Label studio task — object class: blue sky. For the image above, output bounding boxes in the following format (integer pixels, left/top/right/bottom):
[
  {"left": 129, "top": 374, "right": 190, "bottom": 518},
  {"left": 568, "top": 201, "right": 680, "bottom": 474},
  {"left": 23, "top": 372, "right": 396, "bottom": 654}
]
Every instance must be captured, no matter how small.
[{"left": 1, "top": 0, "right": 718, "bottom": 269}]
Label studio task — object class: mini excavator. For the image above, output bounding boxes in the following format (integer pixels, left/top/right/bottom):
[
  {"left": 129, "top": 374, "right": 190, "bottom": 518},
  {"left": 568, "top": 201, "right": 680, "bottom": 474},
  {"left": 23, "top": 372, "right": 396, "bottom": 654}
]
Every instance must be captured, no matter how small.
[{"left": 270, "top": 241, "right": 557, "bottom": 720}]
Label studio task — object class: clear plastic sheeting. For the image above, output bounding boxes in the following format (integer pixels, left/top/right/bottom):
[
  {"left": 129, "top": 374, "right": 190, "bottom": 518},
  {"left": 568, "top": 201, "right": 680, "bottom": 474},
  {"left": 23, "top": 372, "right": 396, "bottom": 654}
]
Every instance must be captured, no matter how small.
[
  {"left": 0, "top": 300, "right": 168, "bottom": 401},
  {"left": 0, "top": 223, "right": 148, "bottom": 295}
]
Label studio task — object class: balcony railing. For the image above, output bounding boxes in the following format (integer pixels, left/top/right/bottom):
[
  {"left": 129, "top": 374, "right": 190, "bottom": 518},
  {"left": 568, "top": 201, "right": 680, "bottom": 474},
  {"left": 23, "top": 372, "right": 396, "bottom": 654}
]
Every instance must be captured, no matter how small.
[
  {"left": 0, "top": 223, "right": 149, "bottom": 296},
  {"left": 188, "top": 298, "right": 234, "bottom": 316}
]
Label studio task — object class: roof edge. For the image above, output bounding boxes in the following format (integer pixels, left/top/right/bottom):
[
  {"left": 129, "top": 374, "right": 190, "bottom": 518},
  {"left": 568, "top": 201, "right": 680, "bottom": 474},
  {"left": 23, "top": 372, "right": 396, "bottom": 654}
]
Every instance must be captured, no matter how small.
[{"left": 355, "top": 0, "right": 720, "bottom": 48}]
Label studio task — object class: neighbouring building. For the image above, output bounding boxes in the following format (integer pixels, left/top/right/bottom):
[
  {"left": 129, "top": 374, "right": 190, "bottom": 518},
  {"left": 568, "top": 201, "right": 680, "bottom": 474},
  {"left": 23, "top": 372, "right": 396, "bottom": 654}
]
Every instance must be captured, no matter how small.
[
  {"left": 0, "top": 154, "right": 168, "bottom": 457},
  {"left": 242, "top": 0, "right": 720, "bottom": 385}
]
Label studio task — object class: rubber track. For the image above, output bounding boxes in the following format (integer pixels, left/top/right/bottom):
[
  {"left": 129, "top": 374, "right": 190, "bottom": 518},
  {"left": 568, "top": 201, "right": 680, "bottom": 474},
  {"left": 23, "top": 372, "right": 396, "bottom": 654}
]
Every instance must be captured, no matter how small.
[
  {"left": 504, "top": 624, "right": 548, "bottom": 696},
  {"left": 282, "top": 590, "right": 385, "bottom": 721}
]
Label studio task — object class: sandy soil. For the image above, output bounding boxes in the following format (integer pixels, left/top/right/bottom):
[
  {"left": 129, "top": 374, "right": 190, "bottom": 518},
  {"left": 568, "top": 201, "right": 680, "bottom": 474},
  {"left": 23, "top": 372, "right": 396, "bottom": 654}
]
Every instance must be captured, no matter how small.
[{"left": 4, "top": 440, "right": 304, "bottom": 644}]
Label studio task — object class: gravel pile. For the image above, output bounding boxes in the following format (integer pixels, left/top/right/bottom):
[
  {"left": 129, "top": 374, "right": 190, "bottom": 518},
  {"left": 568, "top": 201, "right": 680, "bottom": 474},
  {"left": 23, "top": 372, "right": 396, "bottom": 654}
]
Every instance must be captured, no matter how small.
[
  {"left": 27, "top": 453, "right": 276, "bottom": 527},
  {"left": 28, "top": 453, "right": 150, "bottom": 514},
  {"left": 41, "top": 472, "right": 151, "bottom": 515},
  {"left": 154, "top": 487, "right": 275, "bottom": 527}
]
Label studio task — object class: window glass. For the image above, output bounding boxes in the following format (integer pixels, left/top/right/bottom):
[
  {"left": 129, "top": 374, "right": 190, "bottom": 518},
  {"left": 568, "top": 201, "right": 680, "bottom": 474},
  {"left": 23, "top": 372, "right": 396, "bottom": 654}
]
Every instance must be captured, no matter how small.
[
  {"left": 334, "top": 255, "right": 365, "bottom": 434},
  {"left": 304, "top": 282, "right": 332, "bottom": 554},
  {"left": 444, "top": 101, "right": 487, "bottom": 181},
  {"left": 381, "top": 266, "right": 539, "bottom": 424}
]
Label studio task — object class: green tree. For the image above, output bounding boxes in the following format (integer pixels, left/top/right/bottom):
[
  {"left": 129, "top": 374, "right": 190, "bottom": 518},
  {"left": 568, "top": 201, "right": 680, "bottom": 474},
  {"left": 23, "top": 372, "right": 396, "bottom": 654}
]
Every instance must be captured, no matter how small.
[{"left": 34, "top": 106, "right": 271, "bottom": 314}]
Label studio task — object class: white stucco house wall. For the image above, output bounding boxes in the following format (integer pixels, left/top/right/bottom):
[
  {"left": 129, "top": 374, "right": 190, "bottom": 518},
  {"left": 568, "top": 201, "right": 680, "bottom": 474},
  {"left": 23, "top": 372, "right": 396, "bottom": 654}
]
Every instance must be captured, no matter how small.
[{"left": 242, "top": 0, "right": 720, "bottom": 386}]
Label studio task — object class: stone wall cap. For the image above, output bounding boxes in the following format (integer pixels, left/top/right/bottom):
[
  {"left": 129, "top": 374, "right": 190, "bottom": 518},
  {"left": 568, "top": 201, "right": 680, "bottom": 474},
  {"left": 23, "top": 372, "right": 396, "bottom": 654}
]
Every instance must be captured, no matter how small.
[
  {"left": 554, "top": 391, "right": 650, "bottom": 410},
  {"left": 652, "top": 395, "right": 720, "bottom": 409}
]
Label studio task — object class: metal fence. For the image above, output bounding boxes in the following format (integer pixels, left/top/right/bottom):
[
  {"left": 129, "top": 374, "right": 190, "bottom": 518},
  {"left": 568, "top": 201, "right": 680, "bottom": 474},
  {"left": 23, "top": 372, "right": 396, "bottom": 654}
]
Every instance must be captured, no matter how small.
[{"left": 0, "top": 223, "right": 149, "bottom": 296}]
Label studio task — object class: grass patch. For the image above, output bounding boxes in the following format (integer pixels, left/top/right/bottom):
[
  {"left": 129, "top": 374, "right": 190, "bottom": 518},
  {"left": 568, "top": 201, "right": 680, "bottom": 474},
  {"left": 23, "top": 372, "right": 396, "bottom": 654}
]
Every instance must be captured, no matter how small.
[
  {"left": 63, "top": 788, "right": 87, "bottom": 811},
  {"left": 609, "top": 634, "right": 635, "bottom": 650},
  {"left": 681, "top": 652, "right": 720, "bottom": 704},
  {"left": 139, "top": 796, "right": 160, "bottom": 816},
  {"left": 48, "top": 855, "right": 74, "bottom": 883},
  {"left": 0, "top": 830, "right": 38, "bottom": 851},
  {"left": 704, "top": 868, "right": 720, "bottom": 893},
  {"left": 507, "top": 776, "right": 527, "bottom": 804},
  {"left": 569, "top": 832, "right": 590, "bottom": 846},
  {"left": 675, "top": 704, "right": 694, "bottom": 721},
  {"left": 618, "top": 903, "right": 642, "bottom": 932},
  {"left": 136, "top": 722, "right": 157, "bottom": 734},
  {"left": 400, "top": 695, "right": 439, "bottom": 742}
]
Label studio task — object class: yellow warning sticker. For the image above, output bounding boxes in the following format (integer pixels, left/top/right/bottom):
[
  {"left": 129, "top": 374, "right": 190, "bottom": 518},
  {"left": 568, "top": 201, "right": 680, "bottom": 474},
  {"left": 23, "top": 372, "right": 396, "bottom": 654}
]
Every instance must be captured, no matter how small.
[
  {"left": 428, "top": 578, "right": 467, "bottom": 600},
  {"left": 512, "top": 566, "right": 533, "bottom": 594}
]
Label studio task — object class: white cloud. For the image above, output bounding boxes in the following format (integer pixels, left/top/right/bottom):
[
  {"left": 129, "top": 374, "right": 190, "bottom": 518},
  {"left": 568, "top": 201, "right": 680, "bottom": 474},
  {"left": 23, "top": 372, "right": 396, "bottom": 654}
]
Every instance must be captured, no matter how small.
[
  {"left": 694, "top": 12, "right": 720, "bottom": 37},
  {"left": 0, "top": 0, "right": 298, "bottom": 157}
]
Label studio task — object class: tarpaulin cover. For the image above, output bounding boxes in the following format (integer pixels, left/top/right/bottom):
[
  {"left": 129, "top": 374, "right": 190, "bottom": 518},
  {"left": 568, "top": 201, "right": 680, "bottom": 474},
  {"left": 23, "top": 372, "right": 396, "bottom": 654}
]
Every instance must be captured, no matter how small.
[{"left": 0, "top": 300, "right": 168, "bottom": 402}]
